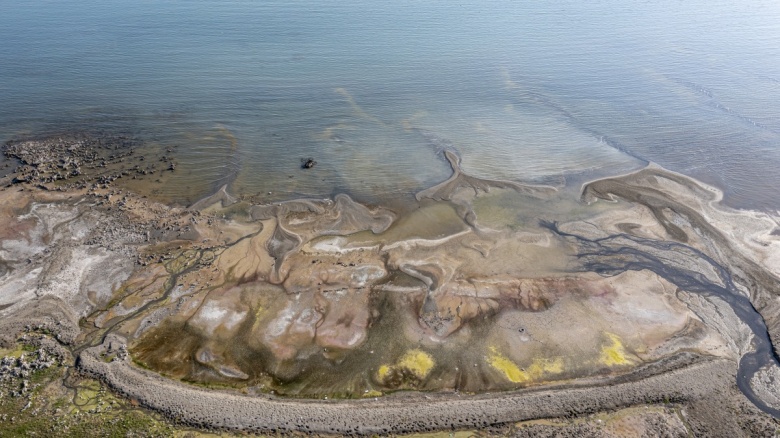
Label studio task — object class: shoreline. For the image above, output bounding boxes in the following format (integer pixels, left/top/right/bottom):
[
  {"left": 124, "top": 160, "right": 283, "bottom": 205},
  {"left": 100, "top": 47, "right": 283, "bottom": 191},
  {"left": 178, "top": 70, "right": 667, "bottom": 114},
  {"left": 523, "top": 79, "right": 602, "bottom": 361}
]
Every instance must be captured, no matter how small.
[
  {"left": 79, "top": 337, "right": 729, "bottom": 435},
  {"left": 2, "top": 133, "right": 780, "bottom": 435}
]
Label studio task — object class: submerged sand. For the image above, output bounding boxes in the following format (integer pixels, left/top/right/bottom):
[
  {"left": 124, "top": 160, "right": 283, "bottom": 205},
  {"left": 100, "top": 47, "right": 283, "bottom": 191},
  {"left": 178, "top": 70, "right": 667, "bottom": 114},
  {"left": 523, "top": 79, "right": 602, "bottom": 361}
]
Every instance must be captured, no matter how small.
[{"left": 1, "top": 134, "right": 780, "bottom": 435}]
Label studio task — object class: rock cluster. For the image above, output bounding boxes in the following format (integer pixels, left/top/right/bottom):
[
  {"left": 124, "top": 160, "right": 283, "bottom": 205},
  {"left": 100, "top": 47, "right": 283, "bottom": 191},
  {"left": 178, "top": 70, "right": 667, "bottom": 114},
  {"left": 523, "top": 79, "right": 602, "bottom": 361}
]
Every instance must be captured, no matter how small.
[
  {"left": 2, "top": 132, "right": 176, "bottom": 192},
  {"left": 3, "top": 133, "right": 134, "bottom": 185},
  {"left": 0, "top": 348, "right": 58, "bottom": 398}
]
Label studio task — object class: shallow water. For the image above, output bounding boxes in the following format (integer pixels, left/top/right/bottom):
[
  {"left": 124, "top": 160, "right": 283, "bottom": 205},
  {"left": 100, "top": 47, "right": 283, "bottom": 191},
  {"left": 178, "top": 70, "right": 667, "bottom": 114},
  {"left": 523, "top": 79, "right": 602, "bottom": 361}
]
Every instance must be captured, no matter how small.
[{"left": 1, "top": 1, "right": 779, "bottom": 208}]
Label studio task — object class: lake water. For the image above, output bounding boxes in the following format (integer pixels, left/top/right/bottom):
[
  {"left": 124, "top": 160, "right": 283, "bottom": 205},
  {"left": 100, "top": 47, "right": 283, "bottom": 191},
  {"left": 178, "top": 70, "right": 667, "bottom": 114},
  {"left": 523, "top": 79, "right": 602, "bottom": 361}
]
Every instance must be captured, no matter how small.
[{"left": 1, "top": 0, "right": 779, "bottom": 209}]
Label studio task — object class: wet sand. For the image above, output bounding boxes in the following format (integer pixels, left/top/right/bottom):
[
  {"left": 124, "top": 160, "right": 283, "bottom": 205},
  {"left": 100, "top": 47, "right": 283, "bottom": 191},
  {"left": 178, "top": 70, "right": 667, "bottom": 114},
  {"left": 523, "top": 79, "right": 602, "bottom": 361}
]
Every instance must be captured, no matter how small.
[{"left": 1, "top": 133, "right": 780, "bottom": 435}]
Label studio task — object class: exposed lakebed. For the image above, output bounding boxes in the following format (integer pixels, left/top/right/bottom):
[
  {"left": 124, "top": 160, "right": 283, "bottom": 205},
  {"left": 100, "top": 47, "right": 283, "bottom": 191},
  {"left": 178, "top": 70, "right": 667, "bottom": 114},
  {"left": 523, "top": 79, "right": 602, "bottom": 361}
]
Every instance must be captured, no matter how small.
[{"left": 1, "top": 134, "right": 780, "bottom": 433}]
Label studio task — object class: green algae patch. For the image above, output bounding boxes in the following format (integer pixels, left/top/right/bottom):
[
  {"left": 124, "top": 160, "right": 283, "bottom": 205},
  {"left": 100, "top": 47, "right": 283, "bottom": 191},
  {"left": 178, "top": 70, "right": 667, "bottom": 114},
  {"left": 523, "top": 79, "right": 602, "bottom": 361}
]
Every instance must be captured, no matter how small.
[
  {"left": 0, "top": 344, "right": 30, "bottom": 359},
  {"left": 0, "top": 358, "right": 175, "bottom": 437},
  {"left": 72, "top": 380, "right": 102, "bottom": 413},
  {"left": 362, "top": 389, "right": 384, "bottom": 398}
]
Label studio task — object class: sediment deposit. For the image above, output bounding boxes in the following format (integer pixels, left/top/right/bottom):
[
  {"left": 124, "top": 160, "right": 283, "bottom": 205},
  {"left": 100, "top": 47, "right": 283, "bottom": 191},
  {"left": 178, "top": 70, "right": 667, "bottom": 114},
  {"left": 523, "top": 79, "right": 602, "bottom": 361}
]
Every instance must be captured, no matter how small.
[{"left": 1, "top": 134, "right": 780, "bottom": 435}]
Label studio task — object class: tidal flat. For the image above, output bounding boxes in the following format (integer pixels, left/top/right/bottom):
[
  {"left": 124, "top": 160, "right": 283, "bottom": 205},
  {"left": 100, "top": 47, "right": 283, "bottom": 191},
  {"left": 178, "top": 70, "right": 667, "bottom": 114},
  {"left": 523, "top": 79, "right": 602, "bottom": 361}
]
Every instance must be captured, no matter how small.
[{"left": 1, "top": 134, "right": 780, "bottom": 436}]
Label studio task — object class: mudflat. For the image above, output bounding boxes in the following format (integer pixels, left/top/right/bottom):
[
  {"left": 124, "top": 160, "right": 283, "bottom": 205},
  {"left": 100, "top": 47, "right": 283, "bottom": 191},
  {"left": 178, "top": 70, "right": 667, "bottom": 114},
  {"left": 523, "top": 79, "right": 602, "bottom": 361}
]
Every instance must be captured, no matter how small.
[{"left": 1, "top": 133, "right": 779, "bottom": 436}]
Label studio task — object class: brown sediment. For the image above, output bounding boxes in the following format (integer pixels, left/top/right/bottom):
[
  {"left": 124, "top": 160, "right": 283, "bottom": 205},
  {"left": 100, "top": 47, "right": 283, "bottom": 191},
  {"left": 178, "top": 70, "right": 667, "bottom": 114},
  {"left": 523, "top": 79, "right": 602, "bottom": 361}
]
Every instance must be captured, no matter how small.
[
  {"left": 416, "top": 149, "right": 557, "bottom": 228},
  {"left": 581, "top": 165, "right": 780, "bottom": 353},
  {"left": 416, "top": 150, "right": 557, "bottom": 202},
  {"left": 188, "top": 184, "right": 237, "bottom": 211},
  {"left": 2, "top": 134, "right": 780, "bottom": 434}
]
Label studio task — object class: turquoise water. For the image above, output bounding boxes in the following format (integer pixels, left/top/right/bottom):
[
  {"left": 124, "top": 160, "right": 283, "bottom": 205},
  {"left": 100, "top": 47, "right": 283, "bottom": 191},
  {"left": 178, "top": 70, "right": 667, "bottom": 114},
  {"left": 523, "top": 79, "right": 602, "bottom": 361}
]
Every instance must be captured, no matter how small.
[{"left": 1, "top": 0, "right": 779, "bottom": 208}]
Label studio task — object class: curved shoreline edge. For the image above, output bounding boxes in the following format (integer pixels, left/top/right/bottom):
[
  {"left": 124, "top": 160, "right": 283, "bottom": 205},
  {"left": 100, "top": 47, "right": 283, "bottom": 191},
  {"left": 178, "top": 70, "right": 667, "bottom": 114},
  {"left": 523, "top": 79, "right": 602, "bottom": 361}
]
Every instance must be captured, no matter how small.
[
  {"left": 3, "top": 134, "right": 780, "bottom": 435},
  {"left": 79, "top": 336, "right": 730, "bottom": 435}
]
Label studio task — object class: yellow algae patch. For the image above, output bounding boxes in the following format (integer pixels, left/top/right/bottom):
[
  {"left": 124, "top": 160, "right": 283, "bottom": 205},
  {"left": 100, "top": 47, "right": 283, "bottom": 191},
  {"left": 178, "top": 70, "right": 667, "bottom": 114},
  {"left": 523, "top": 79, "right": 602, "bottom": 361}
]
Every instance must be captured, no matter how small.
[
  {"left": 488, "top": 348, "right": 565, "bottom": 383},
  {"left": 376, "top": 364, "right": 391, "bottom": 381},
  {"left": 249, "top": 304, "right": 266, "bottom": 332},
  {"left": 376, "top": 349, "right": 435, "bottom": 382},
  {"left": 600, "top": 333, "right": 634, "bottom": 366},
  {"left": 527, "top": 357, "right": 565, "bottom": 378},
  {"left": 487, "top": 347, "right": 529, "bottom": 383},
  {"left": 398, "top": 349, "right": 435, "bottom": 379}
]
